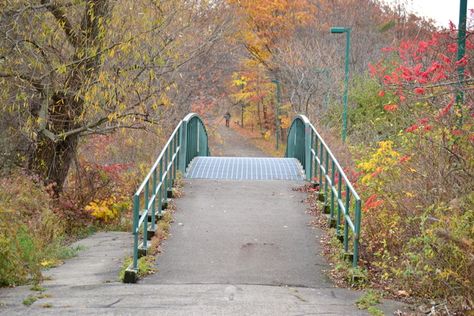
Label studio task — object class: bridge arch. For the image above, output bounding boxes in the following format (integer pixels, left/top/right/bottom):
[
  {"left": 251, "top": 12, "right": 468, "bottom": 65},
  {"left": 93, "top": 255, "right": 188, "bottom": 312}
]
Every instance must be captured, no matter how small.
[
  {"left": 285, "top": 114, "right": 311, "bottom": 180},
  {"left": 180, "top": 113, "right": 210, "bottom": 172}
]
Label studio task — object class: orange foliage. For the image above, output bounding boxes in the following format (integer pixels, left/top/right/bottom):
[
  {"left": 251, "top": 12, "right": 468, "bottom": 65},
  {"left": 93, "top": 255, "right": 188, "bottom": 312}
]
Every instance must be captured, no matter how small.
[{"left": 228, "top": 0, "right": 316, "bottom": 68}]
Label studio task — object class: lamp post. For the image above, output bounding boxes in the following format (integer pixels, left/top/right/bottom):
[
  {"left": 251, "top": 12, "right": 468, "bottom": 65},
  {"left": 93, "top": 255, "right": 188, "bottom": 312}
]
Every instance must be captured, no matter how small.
[
  {"left": 456, "top": 0, "right": 467, "bottom": 121},
  {"left": 272, "top": 79, "right": 281, "bottom": 150},
  {"left": 330, "top": 27, "right": 351, "bottom": 142}
]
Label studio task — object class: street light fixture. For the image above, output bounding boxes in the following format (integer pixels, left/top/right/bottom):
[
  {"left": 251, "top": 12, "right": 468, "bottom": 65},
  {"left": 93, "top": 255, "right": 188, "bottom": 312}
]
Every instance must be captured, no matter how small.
[{"left": 330, "top": 26, "right": 351, "bottom": 142}]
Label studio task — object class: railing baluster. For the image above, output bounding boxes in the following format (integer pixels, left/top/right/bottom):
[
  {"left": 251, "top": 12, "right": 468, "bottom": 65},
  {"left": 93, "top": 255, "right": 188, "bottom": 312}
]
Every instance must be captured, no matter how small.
[
  {"left": 159, "top": 160, "right": 163, "bottom": 214},
  {"left": 330, "top": 160, "right": 335, "bottom": 221},
  {"left": 311, "top": 130, "right": 318, "bottom": 183},
  {"left": 151, "top": 169, "right": 157, "bottom": 231},
  {"left": 353, "top": 199, "right": 362, "bottom": 267},
  {"left": 173, "top": 134, "right": 177, "bottom": 179},
  {"left": 344, "top": 186, "right": 351, "bottom": 253},
  {"left": 337, "top": 172, "right": 342, "bottom": 236},
  {"left": 132, "top": 194, "right": 139, "bottom": 271},
  {"left": 164, "top": 147, "right": 169, "bottom": 197},
  {"left": 319, "top": 143, "right": 324, "bottom": 197},
  {"left": 143, "top": 181, "right": 149, "bottom": 251},
  {"left": 324, "top": 150, "right": 329, "bottom": 206}
]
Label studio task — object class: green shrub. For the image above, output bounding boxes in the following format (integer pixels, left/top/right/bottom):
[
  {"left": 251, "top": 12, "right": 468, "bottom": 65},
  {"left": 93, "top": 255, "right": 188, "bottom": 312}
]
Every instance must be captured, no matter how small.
[
  {"left": 0, "top": 172, "right": 79, "bottom": 286},
  {"left": 356, "top": 290, "right": 381, "bottom": 309},
  {"left": 324, "top": 75, "right": 424, "bottom": 145}
]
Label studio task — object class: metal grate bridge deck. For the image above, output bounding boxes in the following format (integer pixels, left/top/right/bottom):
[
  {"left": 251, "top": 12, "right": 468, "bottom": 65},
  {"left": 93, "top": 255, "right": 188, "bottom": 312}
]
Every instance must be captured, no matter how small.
[{"left": 185, "top": 157, "right": 304, "bottom": 181}]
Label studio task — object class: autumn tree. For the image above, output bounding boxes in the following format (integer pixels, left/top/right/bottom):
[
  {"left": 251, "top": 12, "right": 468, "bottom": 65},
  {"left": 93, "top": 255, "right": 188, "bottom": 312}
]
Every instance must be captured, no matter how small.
[{"left": 0, "top": 0, "right": 230, "bottom": 192}]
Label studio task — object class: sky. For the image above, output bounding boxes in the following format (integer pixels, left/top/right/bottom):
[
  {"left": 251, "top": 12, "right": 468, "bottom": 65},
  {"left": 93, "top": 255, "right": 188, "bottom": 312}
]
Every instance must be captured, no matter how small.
[{"left": 386, "top": 0, "right": 473, "bottom": 28}]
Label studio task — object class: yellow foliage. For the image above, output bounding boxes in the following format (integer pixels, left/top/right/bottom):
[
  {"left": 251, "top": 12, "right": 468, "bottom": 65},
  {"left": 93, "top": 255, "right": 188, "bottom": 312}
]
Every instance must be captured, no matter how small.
[
  {"left": 40, "top": 259, "right": 62, "bottom": 268},
  {"left": 85, "top": 197, "right": 129, "bottom": 222},
  {"left": 357, "top": 141, "right": 400, "bottom": 185},
  {"left": 263, "top": 130, "right": 271, "bottom": 140},
  {"left": 280, "top": 115, "right": 291, "bottom": 129}
]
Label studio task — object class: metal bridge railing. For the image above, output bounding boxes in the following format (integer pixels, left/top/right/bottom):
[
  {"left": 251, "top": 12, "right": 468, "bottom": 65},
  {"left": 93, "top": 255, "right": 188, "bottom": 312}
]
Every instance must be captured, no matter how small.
[
  {"left": 286, "top": 114, "right": 362, "bottom": 268},
  {"left": 124, "top": 113, "right": 209, "bottom": 283}
]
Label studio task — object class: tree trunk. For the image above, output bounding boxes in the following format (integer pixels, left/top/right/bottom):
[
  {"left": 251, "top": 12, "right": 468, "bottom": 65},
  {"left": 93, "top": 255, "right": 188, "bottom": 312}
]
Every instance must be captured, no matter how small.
[
  {"left": 28, "top": 91, "right": 83, "bottom": 194},
  {"left": 29, "top": 134, "right": 79, "bottom": 194},
  {"left": 262, "top": 102, "right": 269, "bottom": 131},
  {"left": 257, "top": 100, "right": 263, "bottom": 132}
]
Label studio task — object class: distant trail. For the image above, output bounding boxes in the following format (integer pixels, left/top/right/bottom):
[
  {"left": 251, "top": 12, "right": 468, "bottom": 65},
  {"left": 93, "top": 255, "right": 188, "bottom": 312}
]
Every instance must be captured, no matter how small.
[{"left": 211, "top": 123, "right": 267, "bottom": 157}]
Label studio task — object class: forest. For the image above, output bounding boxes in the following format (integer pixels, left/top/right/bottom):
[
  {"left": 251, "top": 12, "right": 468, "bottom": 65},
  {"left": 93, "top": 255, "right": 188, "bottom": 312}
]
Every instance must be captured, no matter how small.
[{"left": 0, "top": 0, "right": 472, "bottom": 314}]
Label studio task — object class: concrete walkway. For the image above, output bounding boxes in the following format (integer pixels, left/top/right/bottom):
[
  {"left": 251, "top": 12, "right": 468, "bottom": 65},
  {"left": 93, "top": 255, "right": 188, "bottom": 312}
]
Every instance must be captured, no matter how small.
[
  {"left": 0, "top": 125, "right": 408, "bottom": 315},
  {"left": 143, "top": 180, "right": 328, "bottom": 287}
]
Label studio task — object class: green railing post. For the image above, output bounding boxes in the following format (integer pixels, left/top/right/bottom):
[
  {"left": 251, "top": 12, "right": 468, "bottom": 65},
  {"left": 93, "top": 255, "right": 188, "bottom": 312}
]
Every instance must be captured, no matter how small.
[
  {"left": 167, "top": 144, "right": 172, "bottom": 191},
  {"left": 132, "top": 194, "right": 139, "bottom": 271},
  {"left": 330, "top": 161, "right": 335, "bottom": 219},
  {"left": 324, "top": 151, "right": 329, "bottom": 206},
  {"left": 159, "top": 160, "right": 163, "bottom": 214},
  {"left": 313, "top": 136, "right": 319, "bottom": 184},
  {"left": 319, "top": 143, "right": 324, "bottom": 190},
  {"left": 353, "top": 199, "right": 362, "bottom": 267},
  {"left": 304, "top": 122, "right": 312, "bottom": 181},
  {"left": 336, "top": 173, "right": 342, "bottom": 236},
  {"left": 151, "top": 170, "right": 157, "bottom": 231},
  {"left": 343, "top": 187, "right": 350, "bottom": 253}
]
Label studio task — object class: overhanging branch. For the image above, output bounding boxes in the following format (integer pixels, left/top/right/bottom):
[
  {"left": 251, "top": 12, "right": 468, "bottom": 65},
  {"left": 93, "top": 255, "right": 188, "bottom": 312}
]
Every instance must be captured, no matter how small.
[{"left": 41, "top": 0, "right": 81, "bottom": 48}]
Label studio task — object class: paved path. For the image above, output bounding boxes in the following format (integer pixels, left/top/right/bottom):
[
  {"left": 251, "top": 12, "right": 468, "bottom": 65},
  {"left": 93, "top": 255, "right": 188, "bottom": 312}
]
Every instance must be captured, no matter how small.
[
  {"left": 0, "top": 125, "right": 408, "bottom": 315},
  {"left": 211, "top": 125, "right": 267, "bottom": 157},
  {"left": 143, "top": 180, "right": 328, "bottom": 287},
  {"left": 0, "top": 232, "right": 132, "bottom": 315}
]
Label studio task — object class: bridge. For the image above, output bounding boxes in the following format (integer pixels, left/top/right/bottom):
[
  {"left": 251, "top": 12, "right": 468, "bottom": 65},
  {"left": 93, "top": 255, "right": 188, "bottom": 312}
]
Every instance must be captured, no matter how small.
[
  {"left": 124, "top": 113, "right": 362, "bottom": 284},
  {"left": 0, "top": 113, "right": 411, "bottom": 315}
]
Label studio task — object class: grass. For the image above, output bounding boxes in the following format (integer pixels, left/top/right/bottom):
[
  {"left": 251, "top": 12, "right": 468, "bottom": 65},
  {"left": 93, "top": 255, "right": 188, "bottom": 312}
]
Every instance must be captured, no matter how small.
[
  {"left": 30, "top": 284, "right": 45, "bottom": 292},
  {"left": 36, "top": 293, "right": 51, "bottom": 299},
  {"left": 40, "top": 243, "right": 84, "bottom": 269},
  {"left": 70, "top": 225, "right": 97, "bottom": 241},
  {"left": 22, "top": 295, "right": 38, "bottom": 306},
  {"left": 356, "top": 290, "right": 382, "bottom": 310},
  {"left": 328, "top": 234, "right": 368, "bottom": 287},
  {"left": 118, "top": 255, "right": 156, "bottom": 281},
  {"left": 41, "top": 303, "right": 52, "bottom": 308},
  {"left": 367, "top": 306, "right": 384, "bottom": 316}
]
